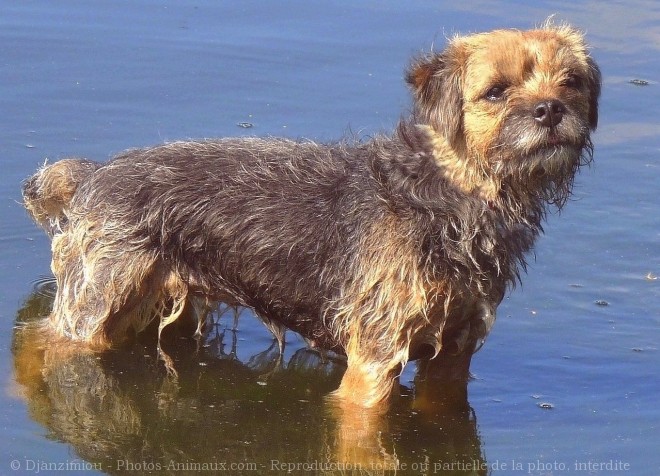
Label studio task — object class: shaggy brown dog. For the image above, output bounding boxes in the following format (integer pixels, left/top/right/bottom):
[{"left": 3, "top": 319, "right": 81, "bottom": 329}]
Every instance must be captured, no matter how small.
[{"left": 23, "top": 22, "right": 600, "bottom": 407}]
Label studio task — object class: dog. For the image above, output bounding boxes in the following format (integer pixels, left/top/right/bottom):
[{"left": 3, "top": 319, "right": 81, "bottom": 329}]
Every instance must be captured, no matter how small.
[{"left": 22, "top": 21, "right": 600, "bottom": 408}]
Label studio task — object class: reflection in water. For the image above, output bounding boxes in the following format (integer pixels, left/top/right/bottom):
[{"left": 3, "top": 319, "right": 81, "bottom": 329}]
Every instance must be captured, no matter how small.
[{"left": 13, "top": 280, "right": 486, "bottom": 475}]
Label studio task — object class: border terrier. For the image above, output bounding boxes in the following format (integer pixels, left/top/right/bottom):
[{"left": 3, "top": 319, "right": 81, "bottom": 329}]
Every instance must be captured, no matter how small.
[{"left": 22, "top": 22, "right": 600, "bottom": 407}]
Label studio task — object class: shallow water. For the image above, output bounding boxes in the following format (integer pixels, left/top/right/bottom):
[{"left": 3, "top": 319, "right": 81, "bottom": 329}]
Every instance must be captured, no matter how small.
[{"left": 1, "top": 1, "right": 659, "bottom": 475}]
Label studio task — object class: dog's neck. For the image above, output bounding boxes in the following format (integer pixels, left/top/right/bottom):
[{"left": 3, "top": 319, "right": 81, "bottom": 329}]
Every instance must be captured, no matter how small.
[
  {"left": 400, "top": 123, "right": 556, "bottom": 228},
  {"left": 415, "top": 124, "right": 501, "bottom": 203}
]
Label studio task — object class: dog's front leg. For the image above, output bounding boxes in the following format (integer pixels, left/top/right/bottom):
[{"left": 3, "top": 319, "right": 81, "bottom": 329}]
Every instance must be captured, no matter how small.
[{"left": 332, "top": 334, "right": 407, "bottom": 407}]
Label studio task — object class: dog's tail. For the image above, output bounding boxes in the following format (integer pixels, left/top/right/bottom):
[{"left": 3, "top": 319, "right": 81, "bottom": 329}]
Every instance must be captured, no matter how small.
[{"left": 22, "top": 158, "right": 100, "bottom": 235}]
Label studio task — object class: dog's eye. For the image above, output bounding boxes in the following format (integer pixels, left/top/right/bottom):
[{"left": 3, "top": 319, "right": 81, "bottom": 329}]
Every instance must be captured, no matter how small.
[
  {"left": 563, "top": 74, "right": 583, "bottom": 89},
  {"left": 484, "top": 85, "right": 507, "bottom": 101}
]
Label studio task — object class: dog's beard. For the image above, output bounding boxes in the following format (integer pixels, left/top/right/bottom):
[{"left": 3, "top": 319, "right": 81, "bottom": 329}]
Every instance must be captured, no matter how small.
[{"left": 492, "top": 115, "right": 593, "bottom": 208}]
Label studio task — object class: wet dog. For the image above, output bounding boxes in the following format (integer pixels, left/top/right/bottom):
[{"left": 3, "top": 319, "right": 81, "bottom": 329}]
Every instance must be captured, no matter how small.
[{"left": 23, "top": 22, "right": 600, "bottom": 407}]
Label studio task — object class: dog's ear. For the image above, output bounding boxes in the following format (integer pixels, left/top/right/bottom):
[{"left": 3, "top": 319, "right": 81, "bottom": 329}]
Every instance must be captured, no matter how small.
[
  {"left": 585, "top": 55, "right": 601, "bottom": 130},
  {"left": 406, "top": 44, "right": 464, "bottom": 147}
]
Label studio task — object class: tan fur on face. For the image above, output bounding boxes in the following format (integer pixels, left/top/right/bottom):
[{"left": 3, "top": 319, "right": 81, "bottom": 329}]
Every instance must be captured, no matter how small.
[{"left": 407, "top": 21, "right": 600, "bottom": 202}]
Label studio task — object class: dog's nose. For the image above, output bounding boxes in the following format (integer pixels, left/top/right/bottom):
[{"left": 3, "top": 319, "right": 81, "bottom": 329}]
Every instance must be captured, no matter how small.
[{"left": 533, "top": 100, "right": 565, "bottom": 128}]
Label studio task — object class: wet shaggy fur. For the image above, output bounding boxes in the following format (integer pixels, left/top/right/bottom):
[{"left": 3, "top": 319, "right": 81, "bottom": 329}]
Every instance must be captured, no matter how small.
[{"left": 23, "top": 22, "right": 600, "bottom": 407}]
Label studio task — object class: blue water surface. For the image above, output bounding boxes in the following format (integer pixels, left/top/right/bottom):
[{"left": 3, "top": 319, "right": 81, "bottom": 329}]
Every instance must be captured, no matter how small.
[{"left": 1, "top": 1, "right": 658, "bottom": 475}]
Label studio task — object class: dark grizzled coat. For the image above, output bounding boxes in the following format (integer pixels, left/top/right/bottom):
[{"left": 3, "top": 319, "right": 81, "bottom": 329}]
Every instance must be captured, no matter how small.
[{"left": 27, "top": 122, "right": 540, "bottom": 357}]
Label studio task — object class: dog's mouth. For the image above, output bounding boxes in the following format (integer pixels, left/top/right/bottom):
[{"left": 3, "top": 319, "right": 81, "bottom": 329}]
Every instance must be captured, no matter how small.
[
  {"left": 492, "top": 127, "right": 586, "bottom": 181},
  {"left": 545, "top": 131, "right": 564, "bottom": 147},
  {"left": 488, "top": 111, "right": 593, "bottom": 193},
  {"left": 498, "top": 111, "right": 589, "bottom": 161},
  {"left": 532, "top": 136, "right": 576, "bottom": 155},
  {"left": 522, "top": 127, "right": 585, "bottom": 158}
]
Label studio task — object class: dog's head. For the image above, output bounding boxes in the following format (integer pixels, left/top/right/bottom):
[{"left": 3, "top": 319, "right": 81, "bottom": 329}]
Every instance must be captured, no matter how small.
[{"left": 406, "top": 22, "right": 601, "bottom": 205}]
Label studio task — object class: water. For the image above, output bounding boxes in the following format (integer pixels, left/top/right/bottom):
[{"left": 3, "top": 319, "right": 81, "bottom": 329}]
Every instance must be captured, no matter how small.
[{"left": 1, "top": 1, "right": 658, "bottom": 475}]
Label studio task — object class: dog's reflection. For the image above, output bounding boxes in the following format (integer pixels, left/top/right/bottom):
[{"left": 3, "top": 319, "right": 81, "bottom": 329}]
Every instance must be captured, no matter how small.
[{"left": 12, "top": 281, "right": 485, "bottom": 474}]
